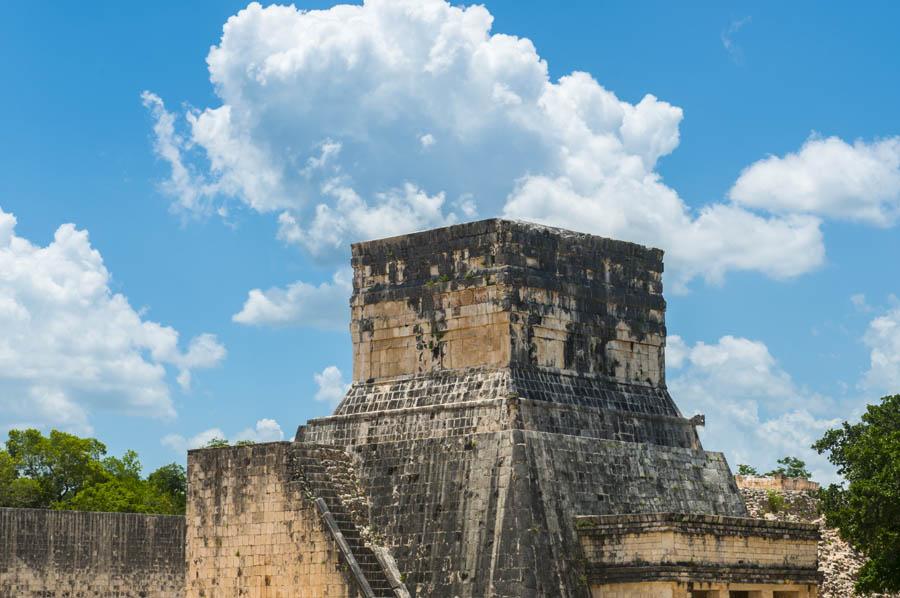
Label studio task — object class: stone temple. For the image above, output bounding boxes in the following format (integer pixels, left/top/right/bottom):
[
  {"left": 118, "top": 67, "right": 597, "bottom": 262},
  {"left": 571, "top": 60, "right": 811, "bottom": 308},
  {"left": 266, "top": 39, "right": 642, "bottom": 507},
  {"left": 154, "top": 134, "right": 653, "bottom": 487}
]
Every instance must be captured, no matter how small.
[
  {"left": 186, "top": 219, "right": 820, "bottom": 597},
  {"left": 0, "top": 219, "right": 820, "bottom": 597}
]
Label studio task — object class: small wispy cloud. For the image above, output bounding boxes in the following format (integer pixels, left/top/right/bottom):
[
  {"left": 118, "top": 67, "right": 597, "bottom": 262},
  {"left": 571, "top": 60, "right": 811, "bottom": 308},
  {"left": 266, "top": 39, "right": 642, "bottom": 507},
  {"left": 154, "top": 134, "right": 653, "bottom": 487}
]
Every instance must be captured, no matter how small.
[{"left": 722, "top": 16, "right": 752, "bottom": 64}]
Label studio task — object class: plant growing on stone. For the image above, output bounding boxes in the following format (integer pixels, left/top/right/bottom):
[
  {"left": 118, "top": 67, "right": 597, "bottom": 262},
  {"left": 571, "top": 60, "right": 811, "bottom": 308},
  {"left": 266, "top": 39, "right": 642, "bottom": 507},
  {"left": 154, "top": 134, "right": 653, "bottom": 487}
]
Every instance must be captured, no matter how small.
[{"left": 765, "top": 489, "right": 786, "bottom": 513}]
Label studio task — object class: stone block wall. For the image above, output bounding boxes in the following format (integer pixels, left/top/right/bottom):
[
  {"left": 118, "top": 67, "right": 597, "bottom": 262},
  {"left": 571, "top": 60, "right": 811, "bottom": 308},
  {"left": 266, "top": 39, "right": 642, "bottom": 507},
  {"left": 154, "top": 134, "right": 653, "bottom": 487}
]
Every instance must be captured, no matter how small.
[
  {"left": 304, "top": 428, "right": 746, "bottom": 597},
  {"left": 300, "top": 368, "right": 699, "bottom": 452},
  {"left": 186, "top": 442, "right": 357, "bottom": 598},
  {"left": 0, "top": 507, "right": 185, "bottom": 597},
  {"left": 577, "top": 513, "right": 820, "bottom": 596},
  {"left": 735, "top": 475, "right": 820, "bottom": 493},
  {"left": 591, "top": 581, "right": 817, "bottom": 597},
  {"left": 350, "top": 219, "right": 667, "bottom": 385},
  {"left": 577, "top": 514, "right": 819, "bottom": 573}
]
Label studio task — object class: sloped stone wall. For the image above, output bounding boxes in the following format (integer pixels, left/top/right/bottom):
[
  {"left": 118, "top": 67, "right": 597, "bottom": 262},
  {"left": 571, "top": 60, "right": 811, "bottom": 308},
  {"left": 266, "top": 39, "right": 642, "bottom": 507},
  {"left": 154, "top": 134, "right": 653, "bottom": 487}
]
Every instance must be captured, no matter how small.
[
  {"left": 320, "top": 428, "right": 745, "bottom": 597},
  {"left": 0, "top": 507, "right": 185, "bottom": 597}
]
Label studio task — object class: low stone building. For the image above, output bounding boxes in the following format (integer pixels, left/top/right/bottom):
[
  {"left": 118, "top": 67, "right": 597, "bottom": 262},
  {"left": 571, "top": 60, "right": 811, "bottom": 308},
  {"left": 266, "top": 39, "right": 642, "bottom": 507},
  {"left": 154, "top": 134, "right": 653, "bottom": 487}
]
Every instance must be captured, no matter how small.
[{"left": 186, "top": 219, "right": 821, "bottom": 598}]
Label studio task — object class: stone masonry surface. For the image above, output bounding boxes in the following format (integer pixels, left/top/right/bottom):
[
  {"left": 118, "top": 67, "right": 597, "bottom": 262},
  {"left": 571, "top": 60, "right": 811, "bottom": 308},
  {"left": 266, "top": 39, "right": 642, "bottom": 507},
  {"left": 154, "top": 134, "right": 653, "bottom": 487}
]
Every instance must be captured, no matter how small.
[
  {"left": 186, "top": 442, "right": 359, "bottom": 598},
  {"left": 0, "top": 507, "right": 185, "bottom": 597},
  {"left": 576, "top": 513, "right": 819, "bottom": 585},
  {"left": 350, "top": 219, "right": 666, "bottom": 385}
]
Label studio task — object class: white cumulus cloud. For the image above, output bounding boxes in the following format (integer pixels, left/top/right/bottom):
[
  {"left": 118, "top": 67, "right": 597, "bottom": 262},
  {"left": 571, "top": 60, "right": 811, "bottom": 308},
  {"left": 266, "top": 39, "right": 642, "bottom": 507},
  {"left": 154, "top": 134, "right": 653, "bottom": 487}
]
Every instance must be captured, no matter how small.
[
  {"left": 145, "top": 0, "right": 828, "bottom": 293},
  {"left": 234, "top": 418, "right": 285, "bottom": 443},
  {"left": 667, "top": 334, "right": 840, "bottom": 482},
  {"left": 314, "top": 365, "right": 350, "bottom": 405},
  {"left": 232, "top": 267, "right": 352, "bottom": 329},
  {"left": 161, "top": 428, "right": 226, "bottom": 453},
  {"left": 162, "top": 418, "right": 285, "bottom": 454},
  {"left": 731, "top": 135, "right": 900, "bottom": 226},
  {"left": 861, "top": 305, "right": 900, "bottom": 392},
  {"left": 0, "top": 207, "right": 225, "bottom": 433}
]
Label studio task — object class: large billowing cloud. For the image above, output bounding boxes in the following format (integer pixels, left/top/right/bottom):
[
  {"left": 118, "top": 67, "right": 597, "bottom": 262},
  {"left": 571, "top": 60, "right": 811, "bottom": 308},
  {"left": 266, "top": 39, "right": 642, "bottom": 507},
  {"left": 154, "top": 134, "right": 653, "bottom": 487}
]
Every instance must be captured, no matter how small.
[
  {"left": 861, "top": 304, "right": 900, "bottom": 392},
  {"left": 232, "top": 267, "right": 352, "bottom": 329},
  {"left": 667, "top": 335, "right": 840, "bottom": 482},
  {"left": 0, "top": 207, "right": 225, "bottom": 434},
  {"left": 731, "top": 135, "right": 900, "bottom": 225},
  {"left": 145, "top": 0, "right": 828, "bottom": 306}
]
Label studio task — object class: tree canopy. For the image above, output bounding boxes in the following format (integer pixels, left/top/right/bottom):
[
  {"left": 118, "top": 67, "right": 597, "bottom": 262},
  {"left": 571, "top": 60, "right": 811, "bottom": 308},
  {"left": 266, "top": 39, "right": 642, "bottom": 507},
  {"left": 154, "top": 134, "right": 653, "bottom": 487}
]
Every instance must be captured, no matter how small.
[
  {"left": 733, "top": 457, "right": 809, "bottom": 479},
  {"left": 765, "top": 456, "right": 811, "bottom": 479},
  {"left": 0, "top": 428, "right": 185, "bottom": 515},
  {"left": 813, "top": 394, "right": 900, "bottom": 594},
  {"left": 736, "top": 464, "right": 759, "bottom": 476}
]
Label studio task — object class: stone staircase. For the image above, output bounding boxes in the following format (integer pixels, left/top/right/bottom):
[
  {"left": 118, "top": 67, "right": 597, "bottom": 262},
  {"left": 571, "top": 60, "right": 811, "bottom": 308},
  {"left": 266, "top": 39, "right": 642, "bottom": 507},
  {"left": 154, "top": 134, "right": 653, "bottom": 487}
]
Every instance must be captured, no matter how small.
[{"left": 291, "top": 444, "right": 405, "bottom": 598}]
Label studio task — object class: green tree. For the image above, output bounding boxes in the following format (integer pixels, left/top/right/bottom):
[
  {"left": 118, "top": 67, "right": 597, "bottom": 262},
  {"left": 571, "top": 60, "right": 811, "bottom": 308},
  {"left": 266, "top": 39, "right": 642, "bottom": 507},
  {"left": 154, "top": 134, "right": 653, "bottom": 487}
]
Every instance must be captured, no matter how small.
[
  {"left": 204, "top": 437, "right": 229, "bottom": 448},
  {"left": 147, "top": 463, "right": 186, "bottom": 513},
  {"left": 736, "top": 464, "right": 759, "bottom": 476},
  {"left": 101, "top": 449, "right": 142, "bottom": 481},
  {"left": 813, "top": 394, "right": 900, "bottom": 594},
  {"left": 0, "top": 451, "right": 43, "bottom": 508},
  {"left": 5, "top": 429, "right": 108, "bottom": 506},
  {"left": 58, "top": 478, "right": 181, "bottom": 514},
  {"left": 765, "top": 456, "right": 811, "bottom": 479},
  {"left": 0, "top": 429, "right": 186, "bottom": 515}
]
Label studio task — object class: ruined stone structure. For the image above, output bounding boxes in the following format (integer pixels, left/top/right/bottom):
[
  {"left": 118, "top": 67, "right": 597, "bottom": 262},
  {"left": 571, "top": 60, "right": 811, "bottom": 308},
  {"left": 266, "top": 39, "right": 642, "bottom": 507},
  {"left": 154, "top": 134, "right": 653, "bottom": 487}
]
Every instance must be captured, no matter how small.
[
  {"left": 186, "top": 219, "right": 821, "bottom": 597},
  {"left": 0, "top": 507, "right": 185, "bottom": 597}
]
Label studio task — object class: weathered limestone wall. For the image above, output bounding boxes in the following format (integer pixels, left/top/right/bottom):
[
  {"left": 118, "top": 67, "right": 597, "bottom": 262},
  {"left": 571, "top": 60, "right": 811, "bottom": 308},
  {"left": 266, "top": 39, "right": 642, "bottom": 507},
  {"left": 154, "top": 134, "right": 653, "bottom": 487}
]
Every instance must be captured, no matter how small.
[
  {"left": 577, "top": 513, "right": 820, "bottom": 598},
  {"left": 591, "top": 581, "right": 817, "bottom": 597},
  {"left": 0, "top": 507, "right": 185, "bottom": 597},
  {"left": 577, "top": 515, "right": 818, "bottom": 572},
  {"left": 299, "top": 428, "right": 744, "bottom": 597},
  {"left": 186, "top": 442, "right": 357, "bottom": 598},
  {"left": 350, "top": 219, "right": 666, "bottom": 385},
  {"left": 735, "top": 475, "right": 820, "bottom": 493},
  {"left": 300, "top": 370, "right": 699, "bottom": 450}
]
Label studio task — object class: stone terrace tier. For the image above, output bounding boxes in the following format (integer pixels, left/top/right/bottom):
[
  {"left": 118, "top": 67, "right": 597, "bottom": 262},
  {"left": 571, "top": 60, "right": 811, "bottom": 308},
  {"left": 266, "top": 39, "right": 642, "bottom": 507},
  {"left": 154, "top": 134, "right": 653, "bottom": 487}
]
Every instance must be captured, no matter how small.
[
  {"left": 577, "top": 513, "right": 821, "bottom": 596},
  {"left": 350, "top": 219, "right": 667, "bottom": 385},
  {"left": 303, "top": 366, "right": 700, "bottom": 450}
]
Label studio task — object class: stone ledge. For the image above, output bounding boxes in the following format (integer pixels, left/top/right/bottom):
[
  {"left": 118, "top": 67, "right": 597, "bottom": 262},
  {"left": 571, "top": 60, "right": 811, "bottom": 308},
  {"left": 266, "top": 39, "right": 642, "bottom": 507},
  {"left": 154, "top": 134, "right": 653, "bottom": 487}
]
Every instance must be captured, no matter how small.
[
  {"left": 586, "top": 564, "right": 822, "bottom": 585},
  {"left": 351, "top": 218, "right": 663, "bottom": 262},
  {"left": 735, "top": 474, "right": 821, "bottom": 492},
  {"left": 575, "top": 512, "right": 820, "bottom": 540},
  {"left": 303, "top": 396, "right": 696, "bottom": 428}
]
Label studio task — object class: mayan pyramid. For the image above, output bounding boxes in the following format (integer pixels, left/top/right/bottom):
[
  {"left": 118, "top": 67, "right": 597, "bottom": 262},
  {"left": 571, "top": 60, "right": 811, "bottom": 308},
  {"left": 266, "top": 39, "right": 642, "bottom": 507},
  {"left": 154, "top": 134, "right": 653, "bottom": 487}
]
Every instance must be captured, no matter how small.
[{"left": 295, "top": 218, "right": 748, "bottom": 596}]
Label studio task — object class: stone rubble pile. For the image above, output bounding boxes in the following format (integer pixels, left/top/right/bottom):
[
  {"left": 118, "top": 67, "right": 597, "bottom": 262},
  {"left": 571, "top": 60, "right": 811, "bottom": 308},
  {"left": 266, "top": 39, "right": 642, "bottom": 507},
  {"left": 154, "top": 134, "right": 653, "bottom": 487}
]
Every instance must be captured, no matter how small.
[{"left": 739, "top": 487, "right": 898, "bottom": 598}]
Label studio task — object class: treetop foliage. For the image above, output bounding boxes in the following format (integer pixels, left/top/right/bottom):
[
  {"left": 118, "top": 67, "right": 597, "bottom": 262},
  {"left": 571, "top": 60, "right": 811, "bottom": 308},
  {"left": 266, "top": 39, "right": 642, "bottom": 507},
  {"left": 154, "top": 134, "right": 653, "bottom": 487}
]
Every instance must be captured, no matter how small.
[
  {"left": 736, "top": 464, "right": 759, "bottom": 476},
  {"left": 814, "top": 394, "right": 900, "bottom": 594},
  {"left": 733, "top": 457, "right": 809, "bottom": 479},
  {"left": 765, "top": 456, "right": 812, "bottom": 479},
  {"left": 0, "top": 428, "right": 185, "bottom": 515}
]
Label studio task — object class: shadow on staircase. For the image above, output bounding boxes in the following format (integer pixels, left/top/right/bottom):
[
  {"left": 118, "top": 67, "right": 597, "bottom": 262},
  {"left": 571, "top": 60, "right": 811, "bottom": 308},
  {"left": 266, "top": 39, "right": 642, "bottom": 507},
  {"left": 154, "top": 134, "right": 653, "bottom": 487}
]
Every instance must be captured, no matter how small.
[{"left": 291, "top": 443, "right": 409, "bottom": 598}]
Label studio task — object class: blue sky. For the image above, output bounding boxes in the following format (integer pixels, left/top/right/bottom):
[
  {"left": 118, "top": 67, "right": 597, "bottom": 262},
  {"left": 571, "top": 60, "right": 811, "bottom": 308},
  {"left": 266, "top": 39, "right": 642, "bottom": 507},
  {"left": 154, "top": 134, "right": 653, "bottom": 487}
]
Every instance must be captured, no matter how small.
[{"left": 2, "top": 1, "right": 899, "bottom": 480}]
